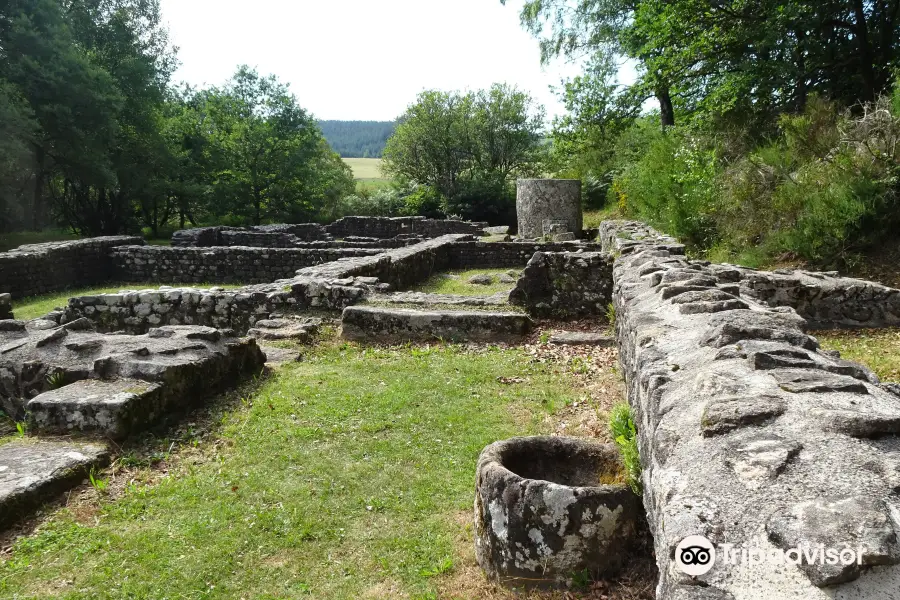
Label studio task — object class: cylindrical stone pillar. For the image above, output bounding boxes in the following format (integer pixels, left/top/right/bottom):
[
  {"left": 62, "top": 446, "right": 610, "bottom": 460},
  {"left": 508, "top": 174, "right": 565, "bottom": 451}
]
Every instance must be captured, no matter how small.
[
  {"left": 516, "top": 179, "right": 582, "bottom": 239},
  {"left": 474, "top": 436, "right": 641, "bottom": 587}
]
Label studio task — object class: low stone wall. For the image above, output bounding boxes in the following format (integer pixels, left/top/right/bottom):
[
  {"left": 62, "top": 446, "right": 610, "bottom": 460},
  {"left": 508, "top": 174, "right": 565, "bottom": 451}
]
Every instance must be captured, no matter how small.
[
  {"left": 110, "top": 245, "right": 383, "bottom": 284},
  {"left": 724, "top": 266, "right": 900, "bottom": 328},
  {"left": 326, "top": 216, "right": 486, "bottom": 239},
  {"left": 219, "top": 231, "right": 301, "bottom": 248},
  {"left": 447, "top": 240, "right": 604, "bottom": 269},
  {"left": 171, "top": 224, "right": 331, "bottom": 246},
  {"left": 61, "top": 286, "right": 297, "bottom": 334},
  {"left": 0, "top": 236, "right": 144, "bottom": 299},
  {"left": 601, "top": 220, "right": 900, "bottom": 599},
  {"left": 64, "top": 236, "right": 471, "bottom": 332},
  {"left": 509, "top": 251, "right": 613, "bottom": 318},
  {"left": 340, "top": 306, "right": 533, "bottom": 343},
  {"left": 295, "top": 234, "right": 468, "bottom": 290}
]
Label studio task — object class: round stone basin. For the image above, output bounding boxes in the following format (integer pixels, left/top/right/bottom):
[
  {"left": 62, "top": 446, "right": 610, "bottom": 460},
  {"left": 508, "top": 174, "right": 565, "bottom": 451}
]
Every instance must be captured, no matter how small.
[{"left": 474, "top": 436, "right": 641, "bottom": 587}]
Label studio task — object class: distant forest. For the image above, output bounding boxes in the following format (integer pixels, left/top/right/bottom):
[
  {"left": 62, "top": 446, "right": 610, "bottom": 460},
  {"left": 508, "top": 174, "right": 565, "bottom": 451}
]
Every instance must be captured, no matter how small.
[{"left": 318, "top": 121, "right": 396, "bottom": 158}]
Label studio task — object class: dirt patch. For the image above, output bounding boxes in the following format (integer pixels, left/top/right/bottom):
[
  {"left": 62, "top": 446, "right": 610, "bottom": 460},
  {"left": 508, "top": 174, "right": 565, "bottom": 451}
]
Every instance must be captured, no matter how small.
[{"left": 439, "top": 510, "right": 656, "bottom": 600}]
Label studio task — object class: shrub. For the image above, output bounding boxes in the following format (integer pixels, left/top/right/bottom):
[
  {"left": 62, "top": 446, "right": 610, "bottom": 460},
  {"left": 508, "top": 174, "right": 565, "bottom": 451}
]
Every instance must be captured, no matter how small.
[{"left": 609, "top": 403, "right": 642, "bottom": 495}]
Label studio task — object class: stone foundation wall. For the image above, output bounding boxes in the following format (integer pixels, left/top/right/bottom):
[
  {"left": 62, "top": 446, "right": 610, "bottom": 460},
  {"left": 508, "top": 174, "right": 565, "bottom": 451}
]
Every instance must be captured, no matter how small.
[
  {"left": 63, "top": 235, "right": 472, "bottom": 332},
  {"left": 325, "top": 216, "right": 486, "bottom": 239},
  {"left": 110, "top": 245, "right": 383, "bottom": 284},
  {"left": 447, "top": 241, "right": 604, "bottom": 269},
  {"left": 171, "top": 224, "right": 332, "bottom": 247},
  {"left": 725, "top": 266, "right": 900, "bottom": 328},
  {"left": 0, "top": 236, "right": 144, "bottom": 299},
  {"left": 601, "top": 220, "right": 900, "bottom": 600},
  {"left": 508, "top": 251, "right": 613, "bottom": 317}
]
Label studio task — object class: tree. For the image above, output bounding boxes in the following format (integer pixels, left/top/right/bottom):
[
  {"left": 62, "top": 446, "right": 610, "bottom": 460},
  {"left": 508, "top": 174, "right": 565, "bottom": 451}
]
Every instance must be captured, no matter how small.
[
  {"left": 199, "top": 67, "right": 353, "bottom": 225},
  {"left": 512, "top": 0, "right": 900, "bottom": 132},
  {"left": 382, "top": 84, "right": 545, "bottom": 222}
]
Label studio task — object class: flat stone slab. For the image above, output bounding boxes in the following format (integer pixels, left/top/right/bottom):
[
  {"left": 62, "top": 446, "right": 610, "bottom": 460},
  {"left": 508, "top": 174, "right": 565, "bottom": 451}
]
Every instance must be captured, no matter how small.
[
  {"left": 548, "top": 331, "right": 615, "bottom": 346},
  {"left": 0, "top": 323, "right": 266, "bottom": 433},
  {"left": 0, "top": 440, "right": 108, "bottom": 527},
  {"left": 368, "top": 291, "right": 510, "bottom": 307},
  {"left": 259, "top": 345, "right": 302, "bottom": 364},
  {"left": 27, "top": 379, "right": 164, "bottom": 439},
  {"left": 340, "top": 306, "right": 533, "bottom": 344}
]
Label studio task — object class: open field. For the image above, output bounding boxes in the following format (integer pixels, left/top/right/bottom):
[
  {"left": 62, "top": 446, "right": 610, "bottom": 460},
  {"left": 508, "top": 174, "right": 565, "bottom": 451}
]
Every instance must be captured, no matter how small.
[
  {"left": 0, "top": 334, "right": 645, "bottom": 599},
  {"left": 12, "top": 282, "right": 247, "bottom": 320},
  {"left": 344, "top": 157, "right": 386, "bottom": 181}
]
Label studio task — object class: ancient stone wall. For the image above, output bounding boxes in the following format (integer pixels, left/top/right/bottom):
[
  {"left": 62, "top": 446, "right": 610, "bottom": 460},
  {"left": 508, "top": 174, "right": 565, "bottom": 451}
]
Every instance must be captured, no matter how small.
[
  {"left": 601, "top": 220, "right": 900, "bottom": 600},
  {"left": 171, "top": 224, "right": 331, "bottom": 247},
  {"left": 0, "top": 236, "right": 144, "bottom": 299},
  {"left": 726, "top": 266, "right": 900, "bottom": 328},
  {"left": 63, "top": 235, "right": 472, "bottom": 333},
  {"left": 447, "top": 240, "right": 604, "bottom": 269},
  {"left": 508, "top": 251, "right": 613, "bottom": 318},
  {"left": 110, "top": 245, "right": 382, "bottom": 284},
  {"left": 325, "top": 215, "right": 486, "bottom": 239}
]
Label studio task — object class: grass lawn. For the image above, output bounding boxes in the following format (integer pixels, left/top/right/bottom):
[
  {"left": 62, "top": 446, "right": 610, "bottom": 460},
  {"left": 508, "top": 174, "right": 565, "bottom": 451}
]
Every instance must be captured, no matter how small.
[
  {"left": 816, "top": 328, "right": 900, "bottom": 382},
  {"left": 344, "top": 157, "right": 386, "bottom": 181},
  {"left": 0, "top": 339, "right": 587, "bottom": 599},
  {"left": 413, "top": 269, "right": 517, "bottom": 296},
  {"left": 13, "top": 282, "right": 247, "bottom": 321}
]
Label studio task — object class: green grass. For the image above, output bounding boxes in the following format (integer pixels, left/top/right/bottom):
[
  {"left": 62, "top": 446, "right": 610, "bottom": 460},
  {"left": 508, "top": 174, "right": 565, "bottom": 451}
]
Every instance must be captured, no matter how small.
[
  {"left": 413, "top": 269, "right": 517, "bottom": 296},
  {"left": 0, "top": 340, "right": 573, "bottom": 599},
  {"left": 13, "top": 282, "right": 247, "bottom": 320},
  {"left": 344, "top": 157, "right": 386, "bottom": 181},
  {"left": 815, "top": 328, "right": 900, "bottom": 382}
]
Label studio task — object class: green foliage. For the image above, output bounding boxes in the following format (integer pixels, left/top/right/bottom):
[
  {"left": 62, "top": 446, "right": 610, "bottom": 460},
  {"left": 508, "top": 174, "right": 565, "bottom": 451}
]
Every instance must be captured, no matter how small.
[
  {"left": 88, "top": 467, "right": 107, "bottom": 493},
  {"left": 45, "top": 371, "right": 65, "bottom": 390},
  {"left": 609, "top": 403, "right": 642, "bottom": 495},
  {"left": 383, "top": 84, "right": 545, "bottom": 224},
  {"left": 0, "top": 3, "right": 352, "bottom": 236}
]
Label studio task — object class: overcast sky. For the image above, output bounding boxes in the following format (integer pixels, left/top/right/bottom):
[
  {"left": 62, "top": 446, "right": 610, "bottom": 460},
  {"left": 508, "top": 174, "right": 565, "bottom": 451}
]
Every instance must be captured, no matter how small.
[{"left": 158, "top": 0, "right": 587, "bottom": 122}]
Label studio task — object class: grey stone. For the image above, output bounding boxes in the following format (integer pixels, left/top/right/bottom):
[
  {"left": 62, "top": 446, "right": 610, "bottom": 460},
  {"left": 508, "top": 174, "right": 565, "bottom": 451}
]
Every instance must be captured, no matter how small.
[
  {"left": 340, "top": 306, "right": 533, "bottom": 344},
  {"left": 767, "top": 497, "right": 900, "bottom": 586},
  {"left": 0, "top": 440, "right": 108, "bottom": 527},
  {"left": 27, "top": 379, "right": 164, "bottom": 439},
  {"left": 497, "top": 273, "right": 516, "bottom": 284},
  {"left": 467, "top": 274, "right": 495, "bottom": 285},
  {"left": 701, "top": 395, "right": 787, "bottom": 435},
  {"left": 516, "top": 179, "right": 582, "bottom": 239},
  {"left": 771, "top": 369, "right": 869, "bottom": 394},
  {"left": 725, "top": 433, "right": 802, "bottom": 487},
  {"left": 474, "top": 436, "right": 641, "bottom": 586}
]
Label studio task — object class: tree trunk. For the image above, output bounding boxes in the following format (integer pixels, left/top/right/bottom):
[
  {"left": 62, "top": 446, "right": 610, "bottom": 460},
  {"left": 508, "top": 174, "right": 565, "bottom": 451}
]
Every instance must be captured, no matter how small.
[
  {"left": 657, "top": 87, "right": 675, "bottom": 129},
  {"left": 851, "top": 0, "right": 877, "bottom": 103},
  {"left": 32, "top": 145, "right": 45, "bottom": 231}
]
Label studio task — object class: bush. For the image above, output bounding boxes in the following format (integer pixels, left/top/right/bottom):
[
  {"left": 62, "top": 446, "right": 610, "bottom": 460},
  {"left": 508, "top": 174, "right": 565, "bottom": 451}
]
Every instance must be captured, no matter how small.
[
  {"left": 442, "top": 176, "right": 516, "bottom": 225},
  {"left": 611, "top": 89, "right": 900, "bottom": 267},
  {"left": 614, "top": 126, "right": 720, "bottom": 250},
  {"left": 609, "top": 403, "right": 642, "bottom": 496}
]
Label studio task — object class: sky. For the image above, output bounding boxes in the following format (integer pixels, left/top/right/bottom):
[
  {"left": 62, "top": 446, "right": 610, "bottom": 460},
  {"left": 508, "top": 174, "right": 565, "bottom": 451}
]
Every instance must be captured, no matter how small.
[{"left": 158, "top": 0, "right": 588, "bottom": 122}]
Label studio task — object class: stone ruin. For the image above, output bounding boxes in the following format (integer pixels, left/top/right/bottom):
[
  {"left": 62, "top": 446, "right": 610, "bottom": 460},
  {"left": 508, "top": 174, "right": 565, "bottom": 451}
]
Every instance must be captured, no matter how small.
[
  {"left": 2, "top": 207, "right": 899, "bottom": 600},
  {"left": 516, "top": 178, "right": 583, "bottom": 240}
]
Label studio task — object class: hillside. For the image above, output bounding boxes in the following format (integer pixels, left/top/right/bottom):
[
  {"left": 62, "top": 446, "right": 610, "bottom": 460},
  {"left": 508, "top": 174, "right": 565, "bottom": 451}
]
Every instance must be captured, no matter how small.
[{"left": 319, "top": 120, "right": 396, "bottom": 158}]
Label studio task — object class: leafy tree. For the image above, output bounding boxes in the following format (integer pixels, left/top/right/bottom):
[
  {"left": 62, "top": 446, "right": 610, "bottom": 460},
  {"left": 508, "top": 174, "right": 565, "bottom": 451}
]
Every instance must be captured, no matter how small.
[
  {"left": 200, "top": 67, "right": 352, "bottom": 225},
  {"left": 382, "top": 84, "right": 545, "bottom": 223}
]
